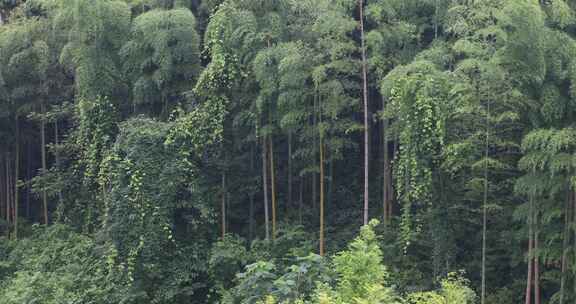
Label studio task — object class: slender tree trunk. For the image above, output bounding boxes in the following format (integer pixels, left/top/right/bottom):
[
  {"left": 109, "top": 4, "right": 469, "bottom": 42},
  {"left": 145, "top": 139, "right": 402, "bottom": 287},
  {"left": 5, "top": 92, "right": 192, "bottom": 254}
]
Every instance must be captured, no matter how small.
[
  {"left": 312, "top": 172, "right": 317, "bottom": 214},
  {"left": 312, "top": 90, "right": 318, "bottom": 215},
  {"left": 249, "top": 144, "right": 255, "bottom": 243},
  {"left": 525, "top": 199, "right": 534, "bottom": 304},
  {"left": 0, "top": 154, "right": 5, "bottom": 236},
  {"left": 534, "top": 215, "right": 540, "bottom": 304},
  {"left": 434, "top": 0, "right": 439, "bottom": 39},
  {"left": 299, "top": 176, "right": 303, "bottom": 225},
  {"left": 26, "top": 141, "right": 31, "bottom": 219},
  {"left": 249, "top": 193, "right": 254, "bottom": 242},
  {"left": 560, "top": 191, "right": 571, "bottom": 304},
  {"left": 481, "top": 100, "right": 490, "bottom": 304},
  {"left": 5, "top": 156, "right": 10, "bottom": 229},
  {"left": 319, "top": 92, "right": 325, "bottom": 256},
  {"left": 270, "top": 137, "right": 277, "bottom": 240},
  {"left": 41, "top": 103, "right": 48, "bottom": 225},
  {"left": 262, "top": 136, "right": 270, "bottom": 241},
  {"left": 391, "top": 135, "right": 398, "bottom": 209},
  {"left": 387, "top": 184, "right": 393, "bottom": 221},
  {"left": 6, "top": 157, "right": 11, "bottom": 238},
  {"left": 8, "top": 158, "right": 13, "bottom": 232},
  {"left": 288, "top": 132, "right": 293, "bottom": 210},
  {"left": 227, "top": 185, "right": 230, "bottom": 238},
  {"left": 0, "top": 155, "right": 4, "bottom": 225},
  {"left": 382, "top": 97, "right": 391, "bottom": 225},
  {"left": 55, "top": 119, "right": 64, "bottom": 206},
  {"left": 263, "top": 37, "right": 271, "bottom": 242},
  {"left": 14, "top": 116, "right": 19, "bottom": 239},
  {"left": 327, "top": 157, "right": 333, "bottom": 213},
  {"left": 572, "top": 191, "right": 576, "bottom": 303},
  {"left": 359, "top": 0, "right": 369, "bottom": 226},
  {"left": 319, "top": 136, "right": 325, "bottom": 256},
  {"left": 221, "top": 171, "right": 226, "bottom": 239}
]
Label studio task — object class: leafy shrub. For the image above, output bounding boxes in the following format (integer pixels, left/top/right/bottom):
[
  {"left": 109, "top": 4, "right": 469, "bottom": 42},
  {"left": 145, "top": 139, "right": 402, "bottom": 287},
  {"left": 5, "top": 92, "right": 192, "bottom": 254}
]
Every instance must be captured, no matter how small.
[
  {"left": 0, "top": 224, "right": 129, "bottom": 304},
  {"left": 228, "top": 253, "right": 332, "bottom": 304},
  {"left": 272, "top": 254, "right": 333, "bottom": 302},
  {"left": 408, "top": 272, "right": 476, "bottom": 304},
  {"left": 209, "top": 235, "right": 250, "bottom": 295},
  {"left": 320, "top": 219, "right": 402, "bottom": 304},
  {"left": 233, "top": 261, "right": 278, "bottom": 304}
]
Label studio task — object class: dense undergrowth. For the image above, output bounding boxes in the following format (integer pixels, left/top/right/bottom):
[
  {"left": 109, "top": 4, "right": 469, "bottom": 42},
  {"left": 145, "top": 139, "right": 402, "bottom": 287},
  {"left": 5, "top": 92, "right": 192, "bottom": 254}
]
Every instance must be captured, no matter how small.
[{"left": 0, "top": 221, "right": 476, "bottom": 304}]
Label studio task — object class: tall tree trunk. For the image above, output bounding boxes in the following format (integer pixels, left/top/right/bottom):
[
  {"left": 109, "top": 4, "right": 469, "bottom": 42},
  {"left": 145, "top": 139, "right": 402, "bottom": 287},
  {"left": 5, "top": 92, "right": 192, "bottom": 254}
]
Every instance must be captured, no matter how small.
[
  {"left": 262, "top": 136, "right": 270, "bottom": 241},
  {"left": 560, "top": 191, "right": 571, "bottom": 304},
  {"left": 288, "top": 132, "right": 293, "bottom": 210},
  {"left": 270, "top": 137, "right": 277, "bottom": 240},
  {"left": 0, "top": 155, "right": 4, "bottom": 225},
  {"left": 572, "top": 191, "right": 576, "bottom": 303},
  {"left": 249, "top": 144, "right": 255, "bottom": 243},
  {"left": 41, "top": 103, "right": 48, "bottom": 225},
  {"left": 391, "top": 135, "right": 398, "bottom": 209},
  {"left": 14, "top": 116, "right": 19, "bottom": 239},
  {"left": 525, "top": 199, "right": 534, "bottom": 304},
  {"left": 359, "top": 0, "right": 369, "bottom": 226},
  {"left": 54, "top": 119, "right": 63, "bottom": 206},
  {"left": 26, "top": 141, "right": 31, "bottom": 219},
  {"left": 5, "top": 156, "right": 10, "bottom": 229},
  {"left": 0, "top": 154, "right": 5, "bottom": 236},
  {"left": 312, "top": 172, "right": 317, "bottom": 214},
  {"left": 319, "top": 92, "right": 325, "bottom": 256},
  {"left": 319, "top": 136, "right": 325, "bottom": 256},
  {"left": 221, "top": 171, "right": 226, "bottom": 239},
  {"left": 227, "top": 182, "right": 230, "bottom": 237},
  {"left": 263, "top": 38, "right": 271, "bottom": 242},
  {"left": 534, "top": 215, "right": 540, "bottom": 304},
  {"left": 299, "top": 176, "right": 303, "bottom": 225},
  {"left": 6, "top": 157, "right": 11, "bottom": 238},
  {"left": 9, "top": 158, "right": 13, "bottom": 232},
  {"left": 434, "top": 0, "right": 439, "bottom": 39},
  {"left": 312, "top": 90, "right": 318, "bottom": 216},
  {"left": 327, "top": 157, "right": 333, "bottom": 214},
  {"left": 481, "top": 100, "right": 490, "bottom": 304},
  {"left": 382, "top": 97, "right": 391, "bottom": 225}
]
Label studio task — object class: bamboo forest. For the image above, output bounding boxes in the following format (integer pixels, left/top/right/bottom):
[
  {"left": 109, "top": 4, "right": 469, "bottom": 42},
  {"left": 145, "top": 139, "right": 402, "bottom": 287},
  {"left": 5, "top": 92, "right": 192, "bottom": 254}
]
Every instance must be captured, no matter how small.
[{"left": 2, "top": 0, "right": 576, "bottom": 303}]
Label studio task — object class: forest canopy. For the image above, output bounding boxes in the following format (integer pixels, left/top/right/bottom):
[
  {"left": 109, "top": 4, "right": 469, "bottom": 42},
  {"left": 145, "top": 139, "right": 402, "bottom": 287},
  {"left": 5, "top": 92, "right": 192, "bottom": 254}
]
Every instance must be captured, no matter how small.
[{"left": 0, "top": 0, "right": 575, "bottom": 303}]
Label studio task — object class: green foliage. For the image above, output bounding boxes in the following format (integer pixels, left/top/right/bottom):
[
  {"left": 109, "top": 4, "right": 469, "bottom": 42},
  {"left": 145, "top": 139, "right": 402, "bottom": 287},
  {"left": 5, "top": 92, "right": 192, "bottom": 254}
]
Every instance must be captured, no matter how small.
[
  {"left": 234, "top": 260, "right": 278, "bottom": 304},
  {"left": 273, "top": 254, "right": 333, "bottom": 302},
  {"left": 328, "top": 219, "right": 400, "bottom": 304},
  {"left": 209, "top": 235, "right": 249, "bottom": 291},
  {"left": 3, "top": 1, "right": 576, "bottom": 303},
  {"left": 384, "top": 64, "right": 450, "bottom": 249},
  {"left": 166, "top": 95, "right": 228, "bottom": 155},
  {"left": 229, "top": 220, "right": 403, "bottom": 304},
  {"left": 62, "top": 96, "right": 119, "bottom": 231},
  {"left": 121, "top": 8, "right": 201, "bottom": 116},
  {"left": 0, "top": 15, "right": 51, "bottom": 115},
  {"left": 102, "top": 117, "right": 215, "bottom": 303},
  {"left": 408, "top": 273, "right": 476, "bottom": 304},
  {"left": 194, "top": 0, "right": 256, "bottom": 94},
  {"left": 0, "top": 225, "right": 129, "bottom": 304},
  {"left": 223, "top": 226, "right": 326, "bottom": 303},
  {"left": 55, "top": 0, "right": 131, "bottom": 99}
]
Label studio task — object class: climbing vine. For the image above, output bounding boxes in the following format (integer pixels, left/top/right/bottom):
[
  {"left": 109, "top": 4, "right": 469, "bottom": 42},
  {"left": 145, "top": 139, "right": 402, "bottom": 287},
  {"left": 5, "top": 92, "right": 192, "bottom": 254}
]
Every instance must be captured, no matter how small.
[
  {"left": 388, "top": 72, "right": 449, "bottom": 249},
  {"left": 74, "top": 96, "right": 119, "bottom": 231},
  {"left": 166, "top": 95, "right": 228, "bottom": 157}
]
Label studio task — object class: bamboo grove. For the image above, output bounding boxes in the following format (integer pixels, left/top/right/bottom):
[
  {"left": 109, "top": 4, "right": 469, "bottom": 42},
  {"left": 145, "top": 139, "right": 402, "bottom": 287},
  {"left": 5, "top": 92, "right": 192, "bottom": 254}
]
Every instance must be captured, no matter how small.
[{"left": 0, "top": 0, "right": 576, "bottom": 303}]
